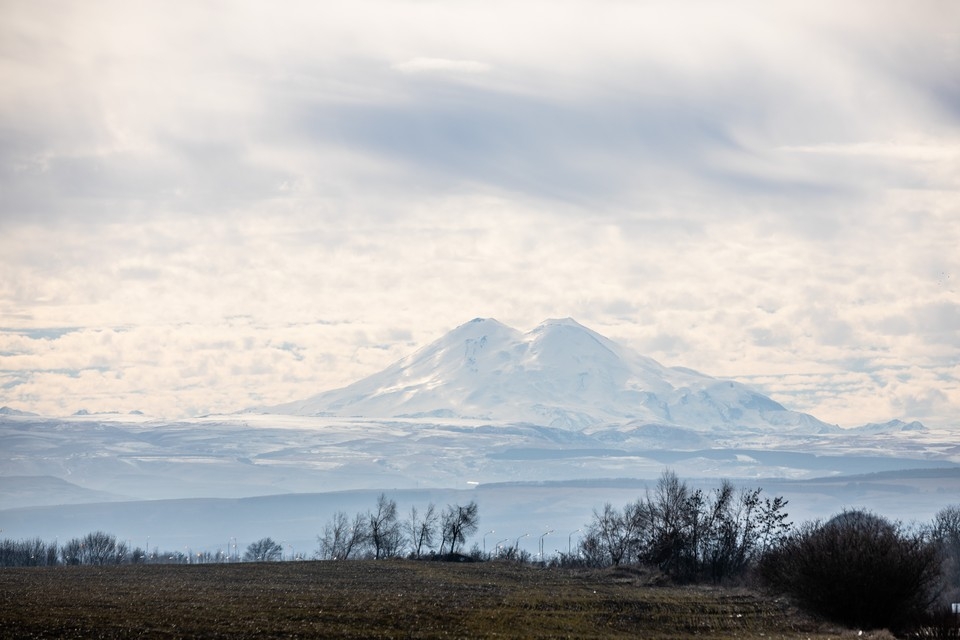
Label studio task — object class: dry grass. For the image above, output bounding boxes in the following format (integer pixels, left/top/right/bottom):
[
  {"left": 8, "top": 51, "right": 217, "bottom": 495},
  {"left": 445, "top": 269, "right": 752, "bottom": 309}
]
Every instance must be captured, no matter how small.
[{"left": 0, "top": 560, "right": 896, "bottom": 638}]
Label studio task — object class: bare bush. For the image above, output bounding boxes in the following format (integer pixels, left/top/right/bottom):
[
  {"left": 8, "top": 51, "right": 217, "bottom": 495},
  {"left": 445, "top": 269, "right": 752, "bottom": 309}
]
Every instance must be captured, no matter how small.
[
  {"left": 758, "top": 509, "right": 941, "bottom": 632},
  {"left": 60, "top": 532, "right": 128, "bottom": 565},
  {"left": 244, "top": 537, "right": 283, "bottom": 562}
]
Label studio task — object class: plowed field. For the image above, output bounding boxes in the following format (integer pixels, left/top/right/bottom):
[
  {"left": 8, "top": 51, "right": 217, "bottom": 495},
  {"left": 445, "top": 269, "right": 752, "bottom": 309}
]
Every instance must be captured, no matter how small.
[{"left": 0, "top": 560, "right": 886, "bottom": 638}]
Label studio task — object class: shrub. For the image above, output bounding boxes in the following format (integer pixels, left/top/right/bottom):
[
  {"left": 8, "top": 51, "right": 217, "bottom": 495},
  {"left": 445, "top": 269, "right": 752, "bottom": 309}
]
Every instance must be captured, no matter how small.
[
  {"left": 758, "top": 509, "right": 941, "bottom": 632},
  {"left": 244, "top": 537, "right": 283, "bottom": 562},
  {"left": 61, "top": 531, "right": 129, "bottom": 565}
]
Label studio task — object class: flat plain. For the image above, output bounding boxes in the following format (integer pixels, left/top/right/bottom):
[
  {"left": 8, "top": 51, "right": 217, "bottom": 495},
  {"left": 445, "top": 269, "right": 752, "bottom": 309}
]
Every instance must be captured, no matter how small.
[{"left": 0, "top": 560, "right": 894, "bottom": 639}]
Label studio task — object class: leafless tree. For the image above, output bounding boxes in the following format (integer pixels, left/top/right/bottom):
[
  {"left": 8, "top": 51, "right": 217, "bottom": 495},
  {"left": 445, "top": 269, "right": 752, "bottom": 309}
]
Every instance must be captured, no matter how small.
[
  {"left": 61, "top": 531, "right": 128, "bottom": 565},
  {"left": 644, "top": 469, "right": 691, "bottom": 573},
  {"left": 318, "top": 510, "right": 369, "bottom": 560},
  {"left": 368, "top": 493, "right": 403, "bottom": 559},
  {"left": 406, "top": 503, "right": 439, "bottom": 558},
  {"left": 0, "top": 537, "right": 57, "bottom": 567},
  {"left": 440, "top": 501, "right": 479, "bottom": 555},
  {"left": 583, "top": 502, "right": 640, "bottom": 566},
  {"left": 931, "top": 504, "right": 960, "bottom": 602},
  {"left": 244, "top": 537, "right": 283, "bottom": 562}
]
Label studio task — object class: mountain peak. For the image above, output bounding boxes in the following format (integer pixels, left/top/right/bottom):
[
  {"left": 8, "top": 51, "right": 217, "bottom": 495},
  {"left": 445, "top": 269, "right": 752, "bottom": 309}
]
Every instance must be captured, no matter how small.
[
  {"left": 442, "top": 317, "right": 514, "bottom": 339},
  {"left": 262, "top": 318, "right": 836, "bottom": 433},
  {"left": 429, "top": 317, "right": 522, "bottom": 357},
  {"left": 537, "top": 317, "right": 585, "bottom": 328}
]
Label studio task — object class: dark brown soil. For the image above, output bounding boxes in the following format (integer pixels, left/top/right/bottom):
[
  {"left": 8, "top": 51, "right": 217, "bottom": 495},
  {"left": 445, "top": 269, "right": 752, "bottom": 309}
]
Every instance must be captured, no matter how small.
[{"left": 0, "top": 560, "right": 883, "bottom": 638}]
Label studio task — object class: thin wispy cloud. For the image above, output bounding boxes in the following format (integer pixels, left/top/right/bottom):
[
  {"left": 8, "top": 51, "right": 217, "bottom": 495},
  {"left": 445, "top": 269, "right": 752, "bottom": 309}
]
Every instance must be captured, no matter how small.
[{"left": 393, "top": 57, "right": 492, "bottom": 74}]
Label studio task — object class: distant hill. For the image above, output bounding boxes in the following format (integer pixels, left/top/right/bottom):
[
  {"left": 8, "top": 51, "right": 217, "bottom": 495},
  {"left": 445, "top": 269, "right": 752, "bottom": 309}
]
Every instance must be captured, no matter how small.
[{"left": 0, "top": 475, "right": 131, "bottom": 510}]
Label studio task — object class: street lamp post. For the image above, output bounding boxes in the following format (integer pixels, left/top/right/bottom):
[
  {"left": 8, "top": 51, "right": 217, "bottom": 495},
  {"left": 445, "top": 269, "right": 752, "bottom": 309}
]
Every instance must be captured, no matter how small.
[
  {"left": 539, "top": 529, "right": 554, "bottom": 561},
  {"left": 568, "top": 529, "right": 581, "bottom": 556},
  {"left": 515, "top": 533, "right": 529, "bottom": 555},
  {"left": 495, "top": 539, "right": 508, "bottom": 558},
  {"left": 482, "top": 530, "right": 495, "bottom": 556}
]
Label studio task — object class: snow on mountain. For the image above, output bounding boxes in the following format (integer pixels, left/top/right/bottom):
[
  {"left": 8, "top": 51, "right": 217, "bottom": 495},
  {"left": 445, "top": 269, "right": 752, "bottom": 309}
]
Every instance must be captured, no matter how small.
[
  {"left": 262, "top": 318, "right": 838, "bottom": 433},
  {"left": 0, "top": 406, "right": 38, "bottom": 417},
  {"left": 852, "top": 419, "right": 928, "bottom": 434}
]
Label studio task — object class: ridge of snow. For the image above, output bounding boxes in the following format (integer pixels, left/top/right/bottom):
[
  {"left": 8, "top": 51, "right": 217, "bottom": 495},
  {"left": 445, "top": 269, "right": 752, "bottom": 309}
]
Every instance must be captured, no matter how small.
[{"left": 853, "top": 419, "right": 927, "bottom": 434}]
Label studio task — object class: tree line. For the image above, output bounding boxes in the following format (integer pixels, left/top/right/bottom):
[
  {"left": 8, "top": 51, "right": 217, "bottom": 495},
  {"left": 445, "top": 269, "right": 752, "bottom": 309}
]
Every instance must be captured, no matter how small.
[
  {"left": 576, "top": 470, "right": 791, "bottom": 582},
  {"left": 316, "top": 494, "right": 479, "bottom": 560},
  {"left": 1, "top": 531, "right": 135, "bottom": 567},
  {"left": 0, "top": 531, "right": 237, "bottom": 567},
  {"left": 0, "top": 496, "right": 481, "bottom": 567}
]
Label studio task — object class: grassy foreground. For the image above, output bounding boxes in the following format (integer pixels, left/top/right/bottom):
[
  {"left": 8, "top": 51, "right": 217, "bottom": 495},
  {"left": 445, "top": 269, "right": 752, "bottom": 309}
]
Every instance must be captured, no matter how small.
[{"left": 0, "top": 560, "right": 892, "bottom": 639}]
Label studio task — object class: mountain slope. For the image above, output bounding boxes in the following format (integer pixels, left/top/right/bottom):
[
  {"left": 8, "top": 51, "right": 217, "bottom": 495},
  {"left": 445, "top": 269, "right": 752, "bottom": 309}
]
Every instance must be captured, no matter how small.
[{"left": 262, "top": 318, "right": 838, "bottom": 433}]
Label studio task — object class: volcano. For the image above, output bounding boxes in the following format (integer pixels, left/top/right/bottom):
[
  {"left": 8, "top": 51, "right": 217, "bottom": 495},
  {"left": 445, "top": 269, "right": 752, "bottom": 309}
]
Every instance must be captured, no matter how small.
[{"left": 261, "top": 318, "right": 836, "bottom": 433}]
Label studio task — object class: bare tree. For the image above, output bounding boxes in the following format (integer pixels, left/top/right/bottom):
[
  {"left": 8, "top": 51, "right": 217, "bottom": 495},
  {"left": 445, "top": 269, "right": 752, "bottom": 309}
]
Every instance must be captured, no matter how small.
[
  {"left": 644, "top": 469, "right": 691, "bottom": 574},
  {"left": 318, "top": 510, "right": 369, "bottom": 560},
  {"left": 62, "top": 531, "right": 128, "bottom": 565},
  {"left": 406, "top": 503, "right": 439, "bottom": 558},
  {"left": 319, "top": 511, "right": 348, "bottom": 560},
  {"left": 62, "top": 538, "right": 83, "bottom": 565},
  {"left": 368, "top": 493, "right": 403, "bottom": 559},
  {"left": 0, "top": 538, "right": 57, "bottom": 567},
  {"left": 583, "top": 502, "right": 640, "bottom": 566},
  {"left": 440, "top": 501, "right": 479, "bottom": 555},
  {"left": 700, "top": 482, "right": 758, "bottom": 581},
  {"left": 931, "top": 504, "right": 960, "bottom": 602},
  {"left": 243, "top": 537, "right": 283, "bottom": 562}
]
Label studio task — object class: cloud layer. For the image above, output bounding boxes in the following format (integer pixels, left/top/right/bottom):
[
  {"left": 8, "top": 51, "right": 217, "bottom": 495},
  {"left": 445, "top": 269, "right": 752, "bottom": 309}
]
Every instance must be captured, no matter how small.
[{"left": 1, "top": 1, "right": 958, "bottom": 427}]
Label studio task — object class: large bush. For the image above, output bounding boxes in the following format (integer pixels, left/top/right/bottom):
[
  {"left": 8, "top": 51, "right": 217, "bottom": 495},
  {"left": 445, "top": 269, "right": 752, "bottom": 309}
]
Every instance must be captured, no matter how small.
[
  {"left": 243, "top": 537, "right": 283, "bottom": 562},
  {"left": 62, "top": 531, "right": 129, "bottom": 565},
  {"left": 759, "top": 509, "right": 941, "bottom": 632}
]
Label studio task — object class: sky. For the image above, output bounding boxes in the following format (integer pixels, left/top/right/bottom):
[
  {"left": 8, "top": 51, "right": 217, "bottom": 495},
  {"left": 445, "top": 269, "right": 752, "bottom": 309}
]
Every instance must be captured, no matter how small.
[{"left": 0, "top": 1, "right": 958, "bottom": 428}]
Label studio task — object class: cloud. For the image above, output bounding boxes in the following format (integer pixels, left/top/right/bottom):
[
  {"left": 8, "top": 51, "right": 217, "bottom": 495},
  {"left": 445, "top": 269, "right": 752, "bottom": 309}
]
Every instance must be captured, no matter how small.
[
  {"left": 0, "top": 1, "right": 958, "bottom": 428},
  {"left": 1, "top": 195, "right": 950, "bottom": 425},
  {"left": 392, "top": 57, "right": 491, "bottom": 74},
  {"left": 781, "top": 142, "right": 960, "bottom": 162}
]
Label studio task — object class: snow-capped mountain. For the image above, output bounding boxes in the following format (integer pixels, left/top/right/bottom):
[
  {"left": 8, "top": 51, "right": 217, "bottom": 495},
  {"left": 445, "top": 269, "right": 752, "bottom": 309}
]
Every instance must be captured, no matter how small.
[
  {"left": 0, "top": 406, "right": 38, "bottom": 417},
  {"left": 262, "top": 318, "right": 837, "bottom": 433}
]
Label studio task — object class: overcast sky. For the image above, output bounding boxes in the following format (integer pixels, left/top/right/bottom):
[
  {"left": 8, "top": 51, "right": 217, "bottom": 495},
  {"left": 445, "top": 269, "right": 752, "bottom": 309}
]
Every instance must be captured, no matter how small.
[{"left": 1, "top": 1, "right": 958, "bottom": 427}]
